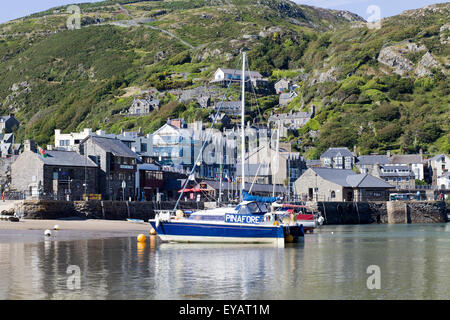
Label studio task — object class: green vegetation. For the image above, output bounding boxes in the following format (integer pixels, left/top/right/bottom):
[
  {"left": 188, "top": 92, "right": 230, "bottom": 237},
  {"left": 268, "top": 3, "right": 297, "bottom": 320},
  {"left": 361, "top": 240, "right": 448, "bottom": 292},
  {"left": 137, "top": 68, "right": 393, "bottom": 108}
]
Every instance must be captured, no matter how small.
[{"left": 0, "top": 0, "right": 448, "bottom": 157}]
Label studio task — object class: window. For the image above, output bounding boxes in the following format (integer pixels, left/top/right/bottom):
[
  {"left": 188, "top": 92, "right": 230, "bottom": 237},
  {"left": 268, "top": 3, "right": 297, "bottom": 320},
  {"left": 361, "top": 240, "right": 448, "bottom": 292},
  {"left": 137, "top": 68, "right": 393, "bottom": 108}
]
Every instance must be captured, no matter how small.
[
  {"left": 141, "top": 143, "right": 147, "bottom": 152},
  {"left": 331, "top": 191, "right": 336, "bottom": 198}
]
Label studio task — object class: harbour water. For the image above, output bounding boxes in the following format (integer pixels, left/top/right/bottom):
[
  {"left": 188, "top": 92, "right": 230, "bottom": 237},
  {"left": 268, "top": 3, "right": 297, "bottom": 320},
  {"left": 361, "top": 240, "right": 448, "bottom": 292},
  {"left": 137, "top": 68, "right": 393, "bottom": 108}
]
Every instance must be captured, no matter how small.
[{"left": 0, "top": 224, "right": 449, "bottom": 300}]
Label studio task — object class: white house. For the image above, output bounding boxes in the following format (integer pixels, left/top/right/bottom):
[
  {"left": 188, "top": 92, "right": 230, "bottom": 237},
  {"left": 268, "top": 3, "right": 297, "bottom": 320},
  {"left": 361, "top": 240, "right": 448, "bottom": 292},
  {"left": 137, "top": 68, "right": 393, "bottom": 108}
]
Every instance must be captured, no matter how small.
[
  {"left": 428, "top": 154, "right": 449, "bottom": 186},
  {"left": 54, "top": 128, "right": 153, "bottom": 156},
  {"left": 388, "top": 154, "right": 425, "bottom": 181},
  {"left": 437, "top": 172, "right": 450, "bottom": 190},
  {"left": 212, "top": 68, "right": 263, "bottom": 82}
]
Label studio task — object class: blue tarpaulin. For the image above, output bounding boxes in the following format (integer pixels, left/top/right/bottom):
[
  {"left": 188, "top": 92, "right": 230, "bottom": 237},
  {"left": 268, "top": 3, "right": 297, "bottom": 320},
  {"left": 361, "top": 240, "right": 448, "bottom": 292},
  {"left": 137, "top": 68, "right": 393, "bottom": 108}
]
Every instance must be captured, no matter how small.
[{"left": 242, "top": 191, "right": 281, "bottom": 203}]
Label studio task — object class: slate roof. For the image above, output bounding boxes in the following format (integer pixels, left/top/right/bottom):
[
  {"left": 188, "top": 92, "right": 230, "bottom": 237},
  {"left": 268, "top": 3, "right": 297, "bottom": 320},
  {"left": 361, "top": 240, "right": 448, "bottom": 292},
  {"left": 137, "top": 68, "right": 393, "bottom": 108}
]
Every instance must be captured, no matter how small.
[
  {"left": 310, "top": 167, "right": 394, "bottom": 188},
  {"left": 429, "top": 154, "right": 449, "bottom": 162},
  {"left": 37, "top": 150, "right": 98, "bottom": 167},
  {"left": 388, "top": 154, "right": 422, "bottom": 164},
  {"left": 320, "top": 147, "right": 354, "bottom": 158},
  {"left": 217, "top": 68, "right": 263, "bottom": 79},
  {"left": 357, "top": 155, "right": 389, "bottom": 165},
  {"left": 89, "top": 136, "right": 137, "bottom": 158}
]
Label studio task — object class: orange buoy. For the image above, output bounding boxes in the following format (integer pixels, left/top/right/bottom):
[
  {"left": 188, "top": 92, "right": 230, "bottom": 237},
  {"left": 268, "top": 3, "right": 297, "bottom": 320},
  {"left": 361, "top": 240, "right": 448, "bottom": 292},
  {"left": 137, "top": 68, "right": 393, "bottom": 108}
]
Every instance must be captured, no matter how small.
[{"left": 137, "top": 234, "right": 147, "bottom": 243}]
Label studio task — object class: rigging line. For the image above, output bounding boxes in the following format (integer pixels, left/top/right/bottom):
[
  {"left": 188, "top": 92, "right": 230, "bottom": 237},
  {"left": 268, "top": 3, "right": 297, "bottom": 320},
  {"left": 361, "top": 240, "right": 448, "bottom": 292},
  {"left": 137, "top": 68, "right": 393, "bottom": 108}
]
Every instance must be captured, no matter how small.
[
  {"left": 244, "top": 54, "right": 264, "bottom": 125},
  {"left": 173, "top": 54, "right": 243, "bottom": 212}
]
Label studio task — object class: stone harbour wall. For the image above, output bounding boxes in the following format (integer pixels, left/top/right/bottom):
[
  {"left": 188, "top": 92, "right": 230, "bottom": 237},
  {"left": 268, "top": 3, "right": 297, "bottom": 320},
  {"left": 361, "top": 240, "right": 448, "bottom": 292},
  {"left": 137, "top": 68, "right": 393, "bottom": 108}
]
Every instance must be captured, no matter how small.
[
  {"left": 15, "top": 200, "right": 204, "bottom": 220},
  {"left": 317, "top": 201, "right": 447, "bottom": 225},
  {"left": 12, "top": 199, "right": 448, "bottom": 224}
]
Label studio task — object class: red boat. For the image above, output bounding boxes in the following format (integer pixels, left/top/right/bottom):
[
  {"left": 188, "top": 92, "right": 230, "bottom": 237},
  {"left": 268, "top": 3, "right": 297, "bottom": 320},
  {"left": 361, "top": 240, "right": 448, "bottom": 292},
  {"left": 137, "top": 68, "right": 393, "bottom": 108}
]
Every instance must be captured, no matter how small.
[{"left": 272, "top": 203, "right": 324, "bottom": 233}]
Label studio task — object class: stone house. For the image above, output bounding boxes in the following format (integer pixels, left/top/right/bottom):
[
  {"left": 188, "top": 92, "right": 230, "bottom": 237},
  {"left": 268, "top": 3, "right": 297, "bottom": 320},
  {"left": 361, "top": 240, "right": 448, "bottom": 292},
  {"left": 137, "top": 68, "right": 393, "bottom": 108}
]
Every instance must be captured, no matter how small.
[
  {"left": 320, "top": 147, "right": 355, "bottom": 170},
  {"left": 244, "top": 144, "right": 307, "bottom": 194},
  {"left": 356, "top": 155, "right": 389, "bottom": 174},
  {"left": 0, "top": 133, "right": 20, "bottom": 157},
  {"left": 268, "top": 106, "right": 315, "bottom": 138},
  {"left": 128, "top": 97, "right": 160, "bottom": 115},
  {"left": 428, "top": 154, "right": 449, "bottom": 186},
  {"left": 294, "top": 167, "right": 394, "bottom": 202},
  {"left": 0, "top": 114, "right": 19, "bottom": 133},
  {"left": 11, "top": 140, "right": 98, "bottom": 200},
  {"left": 274, "top": 78, "right": 293, "bottom": 94},
  {"left": 214, "top": 101, "right": 241, "bottom": 116},
  {"left": 388, "top": 153, "right": 425, "bottom": 181},
  {"left": 80, "top": 136, "right": 137, "bottom": 201},
  {"left": 373, "top": 164, "right": 416, "bottom": 190}
]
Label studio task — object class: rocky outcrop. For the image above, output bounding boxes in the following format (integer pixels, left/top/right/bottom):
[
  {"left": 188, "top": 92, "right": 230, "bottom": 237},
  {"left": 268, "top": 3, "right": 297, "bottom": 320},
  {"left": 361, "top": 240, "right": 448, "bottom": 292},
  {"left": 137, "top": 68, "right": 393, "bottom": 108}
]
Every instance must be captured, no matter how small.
[
  {"left": 378, "top": 46, "right": 414, "bottom": 76},
  {"left": 309, "top": 67, "right": 337, "bottom": 85},
  {"left": 378, "top": 42, "right": 444, "bottom": 77},
  {"left": 415, "top": 52, "right": 441, "bottom": 77}
]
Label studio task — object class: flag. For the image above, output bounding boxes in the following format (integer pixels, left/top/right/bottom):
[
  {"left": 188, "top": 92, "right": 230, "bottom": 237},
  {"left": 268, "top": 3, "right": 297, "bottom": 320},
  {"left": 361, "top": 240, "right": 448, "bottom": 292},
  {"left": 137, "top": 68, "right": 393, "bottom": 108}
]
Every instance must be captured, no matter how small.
[{"left": 38, "top": 146, "right": 47, "bottom": 158}]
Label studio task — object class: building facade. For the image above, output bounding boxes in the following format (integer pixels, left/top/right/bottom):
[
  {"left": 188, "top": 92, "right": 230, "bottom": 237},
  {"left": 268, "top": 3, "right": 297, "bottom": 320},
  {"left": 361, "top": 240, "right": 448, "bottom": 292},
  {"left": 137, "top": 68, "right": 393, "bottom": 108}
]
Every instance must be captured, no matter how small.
[
  {"left": 80, "top": 136, "right": 137, "bottom": 201},
  {"left": 428, "top": 154, "right": 449, "bottom": 186},
  {"left": 11, "top": 140, "right": 98, "bottom": 200},
  {"left": 294, "top": 168, "right": 394, "bottom": 202},
  {"left": 0, "top": 114, "right": 19, "bottom": 133},
  {"left": 268, "top": 106, "right": 315, "bottom": 138},
  {"left": 320, "top": 147, "right": 355, "bottom": 170},
  {"left": 374, "top": 164, "right": 416, "bottom": 190}
]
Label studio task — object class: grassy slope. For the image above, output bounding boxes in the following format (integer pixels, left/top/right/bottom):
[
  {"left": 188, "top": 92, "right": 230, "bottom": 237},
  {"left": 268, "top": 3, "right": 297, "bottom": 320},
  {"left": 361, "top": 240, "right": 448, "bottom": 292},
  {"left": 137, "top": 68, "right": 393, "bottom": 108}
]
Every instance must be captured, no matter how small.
[{"left": 0, "top": 0, "right": 448, "bottom": 157}]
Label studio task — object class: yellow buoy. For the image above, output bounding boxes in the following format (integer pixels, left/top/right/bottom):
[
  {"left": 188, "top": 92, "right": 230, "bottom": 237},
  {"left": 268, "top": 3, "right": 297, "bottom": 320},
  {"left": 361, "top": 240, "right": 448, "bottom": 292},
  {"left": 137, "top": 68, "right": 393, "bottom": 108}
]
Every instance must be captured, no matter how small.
[
  {"left": 53, "top": 225, "right": 60, "bottom": 231},
  {"left": 285, "top": 234, "right": 294, "bottom": 243},
  {"left": 273, "top": 221, "right": 280, "bottom": 226},
  {"left": 150, "top": 228, "right": 157, "bottom": 235},
  {"left": 176, "top": 210, "right": 184, "bottom": 218},
  {"left": 137, "top": 234, "right": 147, "bottom": 243}
]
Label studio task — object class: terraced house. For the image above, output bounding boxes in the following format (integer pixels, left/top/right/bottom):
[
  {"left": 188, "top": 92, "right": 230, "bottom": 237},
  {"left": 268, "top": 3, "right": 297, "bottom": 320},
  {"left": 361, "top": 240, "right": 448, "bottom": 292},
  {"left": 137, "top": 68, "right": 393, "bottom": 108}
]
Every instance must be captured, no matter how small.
[
  {"left": 320, "top": 147, "right": 355, "bottom": 170},
  {"left": 80, "top": 136, "right": 137, "bottom": 201},
  {"left": 11, "top": 140, "right": 98, "bottom": 200}
]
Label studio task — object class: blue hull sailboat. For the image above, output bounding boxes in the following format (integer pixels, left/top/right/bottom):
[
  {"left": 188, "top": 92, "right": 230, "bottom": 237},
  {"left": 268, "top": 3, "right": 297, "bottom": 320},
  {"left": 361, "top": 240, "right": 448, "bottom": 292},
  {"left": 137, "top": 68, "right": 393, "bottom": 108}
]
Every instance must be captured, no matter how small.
[
  {"left": 149, "top": 200, "right": 304, "bottom": 247},
  {"left": 148, "top": 52, "right": 305, "bottom": 247}
]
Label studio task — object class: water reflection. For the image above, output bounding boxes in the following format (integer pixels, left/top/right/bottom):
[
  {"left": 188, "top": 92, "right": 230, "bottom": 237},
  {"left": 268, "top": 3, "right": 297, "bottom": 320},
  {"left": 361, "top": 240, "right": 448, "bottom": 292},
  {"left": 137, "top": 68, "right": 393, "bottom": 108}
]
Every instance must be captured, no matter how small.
[{"left": 0, "top": 224, "right": 448, "bottom": 299}]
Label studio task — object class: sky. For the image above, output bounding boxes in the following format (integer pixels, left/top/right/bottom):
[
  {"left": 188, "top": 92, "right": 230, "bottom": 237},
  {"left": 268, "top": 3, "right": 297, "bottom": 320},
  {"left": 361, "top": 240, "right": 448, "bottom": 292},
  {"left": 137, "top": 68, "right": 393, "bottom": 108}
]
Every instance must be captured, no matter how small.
[{"left": 0, "top": 0, "right": 448, "bottom": 24}]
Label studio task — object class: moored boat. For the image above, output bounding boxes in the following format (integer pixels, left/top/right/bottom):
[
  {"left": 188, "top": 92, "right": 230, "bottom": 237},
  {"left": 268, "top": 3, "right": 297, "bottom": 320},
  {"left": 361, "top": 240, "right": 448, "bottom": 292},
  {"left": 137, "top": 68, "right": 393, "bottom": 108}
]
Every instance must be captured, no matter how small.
[
  {"left": 271, "top": 203, "right": 324, "bottom": 233},
  {"left": 148, "top": 201, "right": 304, "bottom": 247}
]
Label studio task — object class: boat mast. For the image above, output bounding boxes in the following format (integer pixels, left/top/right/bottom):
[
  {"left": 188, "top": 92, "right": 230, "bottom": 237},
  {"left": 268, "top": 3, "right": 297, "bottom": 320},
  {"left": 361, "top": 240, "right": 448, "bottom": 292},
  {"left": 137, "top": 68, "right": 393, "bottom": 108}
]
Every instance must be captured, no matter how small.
[{"left": 241, "top": 51, "right": 246, "bottom": 201}]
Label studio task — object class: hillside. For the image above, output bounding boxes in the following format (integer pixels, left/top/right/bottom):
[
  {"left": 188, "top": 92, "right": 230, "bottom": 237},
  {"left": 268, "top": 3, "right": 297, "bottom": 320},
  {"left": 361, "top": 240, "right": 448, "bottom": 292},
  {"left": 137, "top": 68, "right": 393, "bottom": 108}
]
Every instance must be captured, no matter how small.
[{"left": 0, "top": 0, "right": 448, "bottom": 158}]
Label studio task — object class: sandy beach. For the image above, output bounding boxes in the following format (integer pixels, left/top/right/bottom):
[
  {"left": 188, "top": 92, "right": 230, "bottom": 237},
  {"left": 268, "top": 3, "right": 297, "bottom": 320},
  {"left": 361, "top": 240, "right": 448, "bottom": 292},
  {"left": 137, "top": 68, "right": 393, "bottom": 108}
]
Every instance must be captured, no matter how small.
[{"left": 0, "top": 218, "right": 153, "bottom": 243}]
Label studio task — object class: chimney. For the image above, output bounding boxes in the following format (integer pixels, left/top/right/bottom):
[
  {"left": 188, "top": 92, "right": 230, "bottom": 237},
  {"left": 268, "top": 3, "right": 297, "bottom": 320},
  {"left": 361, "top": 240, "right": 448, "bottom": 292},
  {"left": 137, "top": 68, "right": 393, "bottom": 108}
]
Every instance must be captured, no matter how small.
[
  {"left": 387, "top": 150, "right": 391, "bottom": 158},
  {"left": 373, "top": 163, "right": 381, "bottom": 177},
  {"left": 24, "top": 139, "right": 36, "bottom": 153},
  {"left": 353, "top": 145, "right": 358, "bottom": 157}
]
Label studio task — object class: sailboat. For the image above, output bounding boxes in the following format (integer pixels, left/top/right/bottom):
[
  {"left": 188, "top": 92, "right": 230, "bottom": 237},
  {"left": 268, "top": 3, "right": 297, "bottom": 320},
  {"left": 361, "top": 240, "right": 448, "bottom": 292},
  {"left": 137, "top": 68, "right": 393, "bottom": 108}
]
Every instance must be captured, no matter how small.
[{"left": 148, "top": 52, "right": 304, "bottom": 247}]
